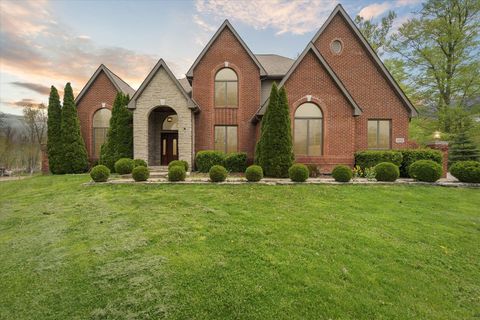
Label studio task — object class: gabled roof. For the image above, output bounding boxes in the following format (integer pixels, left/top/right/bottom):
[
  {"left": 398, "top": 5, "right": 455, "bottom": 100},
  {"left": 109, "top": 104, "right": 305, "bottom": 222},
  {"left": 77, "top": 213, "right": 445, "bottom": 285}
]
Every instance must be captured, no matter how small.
[
  {"left": 75, "top": 64, "right": 135, "bottom": 104},
  {"left": 177, "top": 77, "right": 192, "bottom": 94},
  {"left": 128, "top": 59, "right": 198, "bottom": 110},
  {"left": 255, "top": 43, "right": 362, "bottom": 119},
  {"left": 311, "top": 4, "right": 417, "bottom": 117},
  {"left": 186, "top": 20, "right": 267, "bottom": 78},
  {"left": 255, "top": 54, "right": 295, "bottom": 78}
]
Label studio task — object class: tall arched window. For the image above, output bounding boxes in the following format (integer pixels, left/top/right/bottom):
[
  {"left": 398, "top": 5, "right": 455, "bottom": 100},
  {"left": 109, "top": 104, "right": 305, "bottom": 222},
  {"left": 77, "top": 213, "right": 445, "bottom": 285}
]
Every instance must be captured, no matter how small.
[
  {"left": 92, "top": 108, "right": 111, "bottom": 158},
  {"left": 215, "top": 68, "right": 238, "bottom": 107},
  {"left": 294, "top": 102, "right": 323, "bottom": 156}
]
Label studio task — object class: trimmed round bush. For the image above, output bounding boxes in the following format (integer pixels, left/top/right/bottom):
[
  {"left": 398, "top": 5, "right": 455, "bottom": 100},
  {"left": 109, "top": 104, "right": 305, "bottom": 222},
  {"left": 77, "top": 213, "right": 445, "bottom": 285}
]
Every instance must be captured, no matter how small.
[
  {"left": 288, "top": 164, "right": 309, "bottom": 182},
  {"left": 450, "top": 161, "right": 480, "bottom": 183},
  {"left": 374, "top": 162, "right": 399, "bottom": 182},
  {"left": 168, "top": 165, "right": 186, "bottom": 182},
  {"left": 408, "top": 160, "right": 442, "bottom": 182},
  {"left": 196, "top": 151, "right": 225, "bottom": 172},
  {"left": 114, "top": 158, "right": 134, "bottom": 174},
  {"left": 168, "top": 160, "right": 188, "bottom": 172},
  {"left": 133, "top": 159, "right": 147, "bottom": 168},
  {"left": 132, "top": 166, "right": 149, "bottom": 182},
  {"left": 90, "top": 165, "right": 110, "bottom": 182},
  {"left": 209, "top": 165, "right": 227, "bottom": 182},
  {"left": 224, "top": 152, "right": 247, "bottom": 172},
  {"left": 332, "top": 165, "right": 352, "bottom": 182},
  {"left": 245, "top": 165, "right": 263, "bottom": 182}
]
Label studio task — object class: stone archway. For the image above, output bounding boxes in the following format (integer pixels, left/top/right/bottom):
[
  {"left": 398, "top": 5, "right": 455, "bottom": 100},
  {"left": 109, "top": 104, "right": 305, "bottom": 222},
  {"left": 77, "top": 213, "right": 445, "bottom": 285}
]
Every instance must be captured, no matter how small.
[{"left": 148, "top": 106, "right": 178, "bottom": 166}]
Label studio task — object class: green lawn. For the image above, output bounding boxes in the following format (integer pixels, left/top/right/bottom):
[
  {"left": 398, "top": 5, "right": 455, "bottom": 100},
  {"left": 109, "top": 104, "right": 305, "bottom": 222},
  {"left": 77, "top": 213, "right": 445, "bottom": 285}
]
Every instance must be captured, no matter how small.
[{"left": 0, "top": 175, "right": 479, "bottom": 319}]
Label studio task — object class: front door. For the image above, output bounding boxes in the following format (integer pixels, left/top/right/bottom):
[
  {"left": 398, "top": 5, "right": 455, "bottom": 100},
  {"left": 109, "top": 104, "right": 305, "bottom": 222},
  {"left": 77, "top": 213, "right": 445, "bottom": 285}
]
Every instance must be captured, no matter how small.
[{"left": 161, "top": 133, "right": 178, "bottom": 165}]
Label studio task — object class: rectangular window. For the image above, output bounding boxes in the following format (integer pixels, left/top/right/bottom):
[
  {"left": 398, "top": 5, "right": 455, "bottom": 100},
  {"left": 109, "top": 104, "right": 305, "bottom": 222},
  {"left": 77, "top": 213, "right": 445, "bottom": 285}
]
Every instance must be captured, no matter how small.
[
  {"left": 214, "top": 126, "right": 237, "bottom": 153},
  {"left": 214, "top": 82, "right": 226, "bottom": 106},
  {"left": 368, "top": 120, "right": 391, "bottom": 149},
  {"left": 294, "top": 119, "right": 322, "bottom": 156}
]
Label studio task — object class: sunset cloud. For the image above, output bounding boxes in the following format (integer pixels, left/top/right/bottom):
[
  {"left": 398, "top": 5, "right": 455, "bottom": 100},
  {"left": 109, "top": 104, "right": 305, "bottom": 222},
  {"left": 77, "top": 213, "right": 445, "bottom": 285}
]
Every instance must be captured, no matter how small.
[
  {"left": 3, "top": 98, "right": 45, "bottom": 108},
  {"left": 358, "top": 0, "right": 421, "bottom": 20},
  {"left": 0, "top": 0, "right": 183, "bottom": 106},
  {"left": 195, "top": 0, "right": 338, "bottom": 35},
  {"left": 10, "top": 82, "right": 51, "bottom": 95}
]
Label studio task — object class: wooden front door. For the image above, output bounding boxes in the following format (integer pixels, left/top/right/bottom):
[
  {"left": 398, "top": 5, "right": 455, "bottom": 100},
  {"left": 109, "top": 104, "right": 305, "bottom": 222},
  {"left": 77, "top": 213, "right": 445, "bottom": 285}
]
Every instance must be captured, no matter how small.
[{"left": 161, "top": 133, "right": 178, "bottom": 165}]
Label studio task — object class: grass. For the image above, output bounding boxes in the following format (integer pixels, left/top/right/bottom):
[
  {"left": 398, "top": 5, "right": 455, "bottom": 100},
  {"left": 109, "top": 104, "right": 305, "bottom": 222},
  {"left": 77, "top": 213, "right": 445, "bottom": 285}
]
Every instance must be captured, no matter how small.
[{"left": 0, "top": 175, "right": 479, "bottom": 319}]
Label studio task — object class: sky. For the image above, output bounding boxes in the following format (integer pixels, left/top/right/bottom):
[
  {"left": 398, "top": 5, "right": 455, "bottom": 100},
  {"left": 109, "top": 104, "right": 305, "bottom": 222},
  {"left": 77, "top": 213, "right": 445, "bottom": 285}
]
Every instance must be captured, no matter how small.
[{"left": 0, "top": 0, "right": 422, "bottom": 115}]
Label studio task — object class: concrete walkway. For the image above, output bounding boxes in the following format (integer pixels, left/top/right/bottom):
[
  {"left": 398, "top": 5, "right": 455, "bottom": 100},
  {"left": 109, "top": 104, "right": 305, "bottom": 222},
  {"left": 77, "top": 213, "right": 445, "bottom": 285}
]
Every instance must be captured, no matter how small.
[{"left": 88, "top": 175, "right": 480, "bottom": 188}]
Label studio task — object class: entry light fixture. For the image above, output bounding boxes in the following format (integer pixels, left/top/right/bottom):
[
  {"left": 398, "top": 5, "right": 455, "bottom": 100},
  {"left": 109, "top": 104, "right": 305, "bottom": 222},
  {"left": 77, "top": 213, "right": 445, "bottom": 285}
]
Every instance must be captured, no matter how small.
[
  {"left": 167, "top": 116, "right": 173, "bottom": 122},
  {"left": 433, "top": 131, "right": 441, "bottom": 140}
]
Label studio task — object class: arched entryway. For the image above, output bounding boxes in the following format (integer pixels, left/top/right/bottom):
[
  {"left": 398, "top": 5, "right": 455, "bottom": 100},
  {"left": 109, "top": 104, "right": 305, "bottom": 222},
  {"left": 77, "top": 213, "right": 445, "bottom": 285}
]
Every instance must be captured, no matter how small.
[{"left": 148, "top": 106, "right": 179, "bottom": 166}]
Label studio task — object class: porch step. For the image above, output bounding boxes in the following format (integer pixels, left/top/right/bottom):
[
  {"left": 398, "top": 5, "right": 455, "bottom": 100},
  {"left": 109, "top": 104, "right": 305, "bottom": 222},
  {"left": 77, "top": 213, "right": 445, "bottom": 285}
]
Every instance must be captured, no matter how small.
[{"left": 149, "top": 166, "right": 169, "bottom": 172}]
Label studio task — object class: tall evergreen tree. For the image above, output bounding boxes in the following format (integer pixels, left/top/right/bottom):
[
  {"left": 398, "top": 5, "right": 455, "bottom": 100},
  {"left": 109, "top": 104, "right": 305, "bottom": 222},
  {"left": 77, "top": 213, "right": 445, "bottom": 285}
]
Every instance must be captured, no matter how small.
[
  {"left": 99, "top": 93, "right": 133, "bottom": 171},
  {"left": 255, "top": 83, "right": 278, "bottom": 165},
  {"left": 256, "top": 83, "right": 293, "bottom": 177},
  {"left": 449, "top": 130, "right": 480, "bottom": 166},
  {"left": 59, "top": 83, "right": 89, "bottom": 173},
  {"left": 47, "top": 86, "right": 62, "bottom": 174}
]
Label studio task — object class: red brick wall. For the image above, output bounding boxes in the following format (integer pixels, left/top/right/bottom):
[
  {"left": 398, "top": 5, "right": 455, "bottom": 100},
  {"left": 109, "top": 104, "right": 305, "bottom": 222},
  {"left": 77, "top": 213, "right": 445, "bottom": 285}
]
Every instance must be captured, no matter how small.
[
  {"left": 192, "top": 27, "right": 261, "bottom": 160},
  {"left": 314, "top": 13, "right": 411, "bottom": 152},
  {"left": 284, "top": 50, "right": 357, "bottom": 172},
  {"left": 76, "top": 70, "right": 117, "bottom": 162}
]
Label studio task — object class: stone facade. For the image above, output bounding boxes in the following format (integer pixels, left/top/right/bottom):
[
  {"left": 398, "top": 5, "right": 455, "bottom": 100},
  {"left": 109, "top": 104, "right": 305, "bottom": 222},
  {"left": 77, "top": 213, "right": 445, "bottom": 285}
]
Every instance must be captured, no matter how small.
[{"left": 132, "top": 67, "right": 194, "bottom": 168}]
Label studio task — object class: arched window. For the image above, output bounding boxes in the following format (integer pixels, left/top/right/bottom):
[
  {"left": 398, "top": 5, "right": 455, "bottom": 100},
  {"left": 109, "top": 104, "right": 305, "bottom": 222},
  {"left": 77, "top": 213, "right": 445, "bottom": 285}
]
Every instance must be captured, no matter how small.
[
  {"left": 92, "top": 108, "right": 111, "bottom": 158},
  {"left": 215, "top": 68, "right": 238, "bottom": 107},
  {"left": 162, "top": 114, "right": 178, "bottom": 130},
  {"left": 294, "top": 102, "right": 323, "bottom": 156}
]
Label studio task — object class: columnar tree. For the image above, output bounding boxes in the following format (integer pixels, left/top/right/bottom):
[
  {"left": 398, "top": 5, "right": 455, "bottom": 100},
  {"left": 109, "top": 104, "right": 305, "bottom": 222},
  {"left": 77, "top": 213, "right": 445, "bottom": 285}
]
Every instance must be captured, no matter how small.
[
  {"left": 59, "top": 83, "right": 89, "bottom": 173},
  {"left": 99, "top": 92, "right": 133, "bottom": 171},
  {"left": 47, "top": 86, "right": 63, "bottom": 174},
  {"left": 255, "top": 83, "right": 294, "bottom": 177},
  {"left": 255, "top": 83, "right": 278, "bottom": 166},
  {"left": 449, "top": 130, "right": 480, "bottom": 166}
]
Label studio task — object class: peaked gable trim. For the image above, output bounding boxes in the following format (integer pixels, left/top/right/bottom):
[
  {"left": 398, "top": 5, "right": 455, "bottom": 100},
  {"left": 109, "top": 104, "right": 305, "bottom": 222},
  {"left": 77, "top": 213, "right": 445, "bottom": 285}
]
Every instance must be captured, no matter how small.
[
  {"left": 75, "top": 64, "right": 135, "bottom": 104},
  {"left": 254, "top": 43, "right": 362, "bottom": 120},
  {"left": 311, "top": 4, "right": 417, "bottom": 117},
  {"left": 186, "top": 20, "right": 267, "bottom": 78},
  {"left": 128, "top": 59, "right": 198, "bottom": 110}
]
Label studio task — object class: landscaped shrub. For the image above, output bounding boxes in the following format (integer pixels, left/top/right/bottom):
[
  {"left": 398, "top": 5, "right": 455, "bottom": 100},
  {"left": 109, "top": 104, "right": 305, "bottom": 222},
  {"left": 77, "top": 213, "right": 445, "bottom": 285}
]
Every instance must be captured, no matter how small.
[
  {"left": 209, "top": 165, "right": 227, "bottom": 182},
  {"left": 90, "top": 165, "right": 110, "bottom": 182},
  {"left": 255, "top": 84, "right": 294, "bottom": 177},
  {"left": 288, "top": 164, "right": 309, "bottom": 182},
  {"left": 332, "top": 165, "right": 352, "bottom": 182},
  {"left": 132, "top": 166, "right": 149, "bottom": 182},
  {"left": 450, "top": 161, "right": 480, "bottom": 183},
  {"left": 114, "top": 158, "right": 134, "bottom": 174},
  {"left": 355, "top": 151, "right": 402, "bottom": 170},
  {"left": 168, "top": 160, "right": 189, "bottom": 172},
  {"left": 59, "top": 83, "right": 89, "bottom": 173},
  {"left": 399, "top": 149, "right": 442, "bottom": 177},
  {"left": 408, "top": 160, "right": 442, "bottom": 182},
  {"left": 133, "top": 159, "right": 147, "bottom": 168},
  {"left": 223, "top": 152, "right": 247, "bottom": 172},
  {"left": 245, "top": 165, "right": 263, "bottom": 182},
  {"left": 168, "top": 165, "right": 186, "bottom": 182},
  {"left": 374, "top": 162, "right": 399, "bottom": 182},
  {"left": 306, "top": 164, "right": 320, "bottom": 177},
  {"left": 196, "top": 151, "right": 225, "bottom": 172},
  {"left": 99, "top": 92, "right": 133, "bottom": 171}
]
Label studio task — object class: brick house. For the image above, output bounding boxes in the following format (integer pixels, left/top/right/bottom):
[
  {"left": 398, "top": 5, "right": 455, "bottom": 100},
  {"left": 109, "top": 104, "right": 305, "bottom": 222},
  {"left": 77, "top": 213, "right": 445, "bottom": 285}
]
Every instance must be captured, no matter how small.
[{"left": 76, "top": 4, "right": 417, "bottom": 172}]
